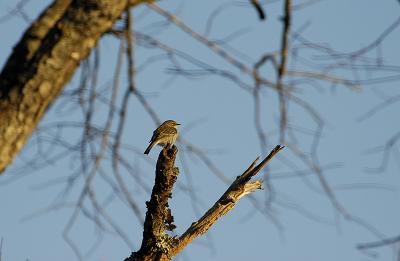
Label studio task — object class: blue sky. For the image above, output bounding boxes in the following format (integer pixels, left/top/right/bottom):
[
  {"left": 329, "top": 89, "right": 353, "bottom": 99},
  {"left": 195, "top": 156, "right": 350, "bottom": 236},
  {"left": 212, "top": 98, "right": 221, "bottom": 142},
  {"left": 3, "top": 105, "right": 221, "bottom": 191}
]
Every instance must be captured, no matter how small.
[{"left": 1, "top": 0, "right": 400, "bottom": 261}]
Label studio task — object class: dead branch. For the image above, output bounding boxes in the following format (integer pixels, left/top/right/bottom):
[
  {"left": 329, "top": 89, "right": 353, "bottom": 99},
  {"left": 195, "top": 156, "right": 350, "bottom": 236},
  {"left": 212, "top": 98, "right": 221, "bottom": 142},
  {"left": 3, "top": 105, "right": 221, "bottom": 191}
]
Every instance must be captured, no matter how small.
[
  {"left": 126, "top": 146, "right": 180, "bottom": 261},
  {"left": 170, "top": 145, "right": 284, "bottom": 256},
  {"left": 125, "top": 145, "right": 284, "bottom": 260}
]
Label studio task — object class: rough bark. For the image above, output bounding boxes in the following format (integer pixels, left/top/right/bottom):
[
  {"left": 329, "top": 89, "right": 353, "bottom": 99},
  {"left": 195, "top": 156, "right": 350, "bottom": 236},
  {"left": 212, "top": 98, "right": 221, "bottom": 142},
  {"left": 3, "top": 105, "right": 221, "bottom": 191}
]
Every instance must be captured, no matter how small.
[
  {"left": 126, "top": 146, "right": 179, "bottom": 261},
  {"left": 0, "top": 0, "right": 151, "bottom": 174},
  {"left": 125, "top": 145, "right": 284, "bottom": 260}
]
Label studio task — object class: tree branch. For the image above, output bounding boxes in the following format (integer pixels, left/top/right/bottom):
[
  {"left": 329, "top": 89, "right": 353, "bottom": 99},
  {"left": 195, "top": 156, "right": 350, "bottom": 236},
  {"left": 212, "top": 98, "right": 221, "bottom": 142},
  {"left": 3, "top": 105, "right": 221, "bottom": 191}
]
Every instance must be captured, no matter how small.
[
  {"left": 170, "top": 145, "right": 284, "bottom": 256},
  {"left": 277, "top": 0, "right": 291, "bottom": 143},
  {"left": 0, "top": 0, "right": 150, "bottom": 174},
  {"left": 125, "top": 145, "right": 284, "bottom": 260},
  {"left": 357, "top": 234, "right": 400, "bottom": 250},
  {"left": 126, "top": 146, "right": 180, "bottom": 261}
]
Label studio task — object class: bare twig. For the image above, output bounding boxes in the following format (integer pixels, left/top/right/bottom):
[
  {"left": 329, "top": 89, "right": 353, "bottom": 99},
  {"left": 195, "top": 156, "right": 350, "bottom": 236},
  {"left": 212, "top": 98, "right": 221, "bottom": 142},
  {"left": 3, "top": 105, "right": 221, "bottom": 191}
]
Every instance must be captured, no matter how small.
[
  {"left": 111, "top": 10, "right": 143, "bottom": 222},
  {"left": 277, "top": 0, "right": 291, "bottom": 143},
  {"left": 147, "top": 3, "right": 252, "bottom": 75},
  {"left": 357, "top": 234, "right": 400, "bottom": 250},
  {"left": 334, "top": 16, "right": 400, "bottom": 59},
  {"left": 253, "top": 54, "right": 279, "bottom": 154},
  {"left": 0, "top": 0, "right": 31, "bottom": 23},
  {"left": 250, "top": 0, "right": 266, "bottom": 20}
]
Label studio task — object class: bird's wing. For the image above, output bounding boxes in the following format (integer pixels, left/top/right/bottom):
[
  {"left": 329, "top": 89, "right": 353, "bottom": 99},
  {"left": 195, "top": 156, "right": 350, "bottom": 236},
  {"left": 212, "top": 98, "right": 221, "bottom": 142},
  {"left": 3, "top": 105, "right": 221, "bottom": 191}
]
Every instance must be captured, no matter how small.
[
  {"left": 157, "top": 127, "right": 177, "bottom": 140},
  {"left": 149, "top": 129, "right": 159, "bottom": 143}
]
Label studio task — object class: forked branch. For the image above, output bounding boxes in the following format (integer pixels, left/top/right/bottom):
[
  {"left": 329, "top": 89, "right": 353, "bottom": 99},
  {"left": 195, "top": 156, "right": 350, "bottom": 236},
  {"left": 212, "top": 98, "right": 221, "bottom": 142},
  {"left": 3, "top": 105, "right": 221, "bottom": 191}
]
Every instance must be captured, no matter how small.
[{"left": 125, "top": 145, "right": 284, "bottom": 260}]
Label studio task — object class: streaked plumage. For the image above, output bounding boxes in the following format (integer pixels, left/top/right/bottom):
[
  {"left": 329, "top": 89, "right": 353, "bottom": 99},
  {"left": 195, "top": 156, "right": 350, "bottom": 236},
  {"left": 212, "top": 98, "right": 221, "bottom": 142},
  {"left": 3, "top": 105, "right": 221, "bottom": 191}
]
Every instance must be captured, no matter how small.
[{"left": 144, "top": 120, "right": 180, "bottom": 155}]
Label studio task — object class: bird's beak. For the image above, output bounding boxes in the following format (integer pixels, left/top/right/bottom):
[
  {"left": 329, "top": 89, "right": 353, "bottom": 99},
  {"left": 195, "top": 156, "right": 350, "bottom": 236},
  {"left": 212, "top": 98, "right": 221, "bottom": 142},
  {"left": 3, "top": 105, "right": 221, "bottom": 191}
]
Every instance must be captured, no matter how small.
[{"left": 176, "top": 123, "right": 181, "bottom": 126}]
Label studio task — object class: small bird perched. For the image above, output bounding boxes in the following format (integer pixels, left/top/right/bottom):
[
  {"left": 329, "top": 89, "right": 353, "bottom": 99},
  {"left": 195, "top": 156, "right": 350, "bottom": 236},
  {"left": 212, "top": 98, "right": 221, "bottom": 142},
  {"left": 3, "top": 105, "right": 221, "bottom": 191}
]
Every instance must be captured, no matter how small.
[{"left": 144, "top": 120, "right": 180, "bottom": 155}]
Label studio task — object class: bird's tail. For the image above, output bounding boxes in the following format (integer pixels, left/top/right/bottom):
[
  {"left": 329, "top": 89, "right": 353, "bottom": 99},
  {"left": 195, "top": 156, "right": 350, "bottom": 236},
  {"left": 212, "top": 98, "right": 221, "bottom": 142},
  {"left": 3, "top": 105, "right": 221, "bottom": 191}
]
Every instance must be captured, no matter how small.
[{"left": 144, "top": 142, "right": 155, "bottom": 154}]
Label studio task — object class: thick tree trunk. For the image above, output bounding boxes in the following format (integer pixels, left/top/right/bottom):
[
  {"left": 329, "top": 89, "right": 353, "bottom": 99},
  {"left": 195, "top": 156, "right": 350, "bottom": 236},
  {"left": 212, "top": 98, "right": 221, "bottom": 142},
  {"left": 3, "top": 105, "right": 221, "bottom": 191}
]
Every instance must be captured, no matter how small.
[{"left": 0, "top": 0, "right": 135, "bottom": 173}]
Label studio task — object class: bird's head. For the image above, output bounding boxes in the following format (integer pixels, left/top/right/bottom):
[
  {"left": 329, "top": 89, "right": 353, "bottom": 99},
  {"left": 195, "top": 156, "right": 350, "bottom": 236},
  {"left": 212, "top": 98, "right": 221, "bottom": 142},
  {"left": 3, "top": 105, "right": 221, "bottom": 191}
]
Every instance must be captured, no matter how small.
[{"left": 163, "top": 120, "right": 181, "bottom": 128}]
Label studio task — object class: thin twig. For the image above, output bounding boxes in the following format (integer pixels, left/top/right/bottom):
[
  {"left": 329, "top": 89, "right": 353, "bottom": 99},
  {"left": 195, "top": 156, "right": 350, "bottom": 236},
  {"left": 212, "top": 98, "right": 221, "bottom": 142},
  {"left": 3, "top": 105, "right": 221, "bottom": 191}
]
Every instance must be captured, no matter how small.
[{"left": 277, "top": 0, "right": 291, "bottom": 143}]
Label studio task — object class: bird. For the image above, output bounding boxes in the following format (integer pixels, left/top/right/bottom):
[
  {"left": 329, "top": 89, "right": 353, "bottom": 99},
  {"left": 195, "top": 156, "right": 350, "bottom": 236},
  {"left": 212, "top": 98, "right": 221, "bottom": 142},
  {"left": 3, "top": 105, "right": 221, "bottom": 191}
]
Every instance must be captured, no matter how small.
[{"left": 144, "top": 120, "right": 180, "bottom": 155}]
